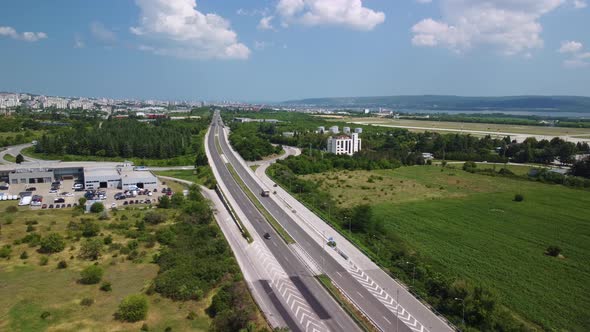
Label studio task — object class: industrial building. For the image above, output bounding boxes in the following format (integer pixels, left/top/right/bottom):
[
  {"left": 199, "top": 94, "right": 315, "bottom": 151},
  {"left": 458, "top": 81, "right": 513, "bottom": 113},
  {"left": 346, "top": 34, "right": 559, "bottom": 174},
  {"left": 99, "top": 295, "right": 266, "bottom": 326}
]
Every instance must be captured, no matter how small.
[
  {"left": 327, "top": 133, "right": 362, "bottom": 156},
  {"left": 1, "top": 162, "right": 157, "bottom": 190}
]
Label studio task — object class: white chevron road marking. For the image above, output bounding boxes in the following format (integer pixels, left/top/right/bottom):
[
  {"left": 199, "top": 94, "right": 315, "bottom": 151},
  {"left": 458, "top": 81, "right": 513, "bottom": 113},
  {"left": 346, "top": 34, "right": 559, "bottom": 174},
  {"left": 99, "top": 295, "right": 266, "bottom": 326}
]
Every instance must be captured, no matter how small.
[{"left": 347, "top": 262, "right": 430, "bottom": 332}]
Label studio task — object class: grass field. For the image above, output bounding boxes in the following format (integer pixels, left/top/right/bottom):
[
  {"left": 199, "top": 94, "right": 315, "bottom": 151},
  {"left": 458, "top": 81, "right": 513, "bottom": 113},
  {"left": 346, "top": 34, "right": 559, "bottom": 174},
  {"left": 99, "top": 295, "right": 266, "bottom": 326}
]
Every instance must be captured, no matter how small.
[
  {"left": 0, "top": 205, "right": 214, "bottom": 332},
  {"left": 303, "top": 166, "right": 590, "bottom": 331},
  {"left": 3, "top": 154, "right": 16, "bottom": 163},
  {"left": 336, "top": 117, "right": 590, "bottom": 137}
]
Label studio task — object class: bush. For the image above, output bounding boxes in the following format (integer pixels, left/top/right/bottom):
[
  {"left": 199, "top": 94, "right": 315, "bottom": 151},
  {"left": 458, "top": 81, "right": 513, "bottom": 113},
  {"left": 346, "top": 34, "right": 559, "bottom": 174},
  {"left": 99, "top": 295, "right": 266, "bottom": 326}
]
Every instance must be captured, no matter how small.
[
  {"left": 78, "top": 197, "right": 87, "bottom": 207},
  {"left": 81, "top": 220, "right": 100, "bottom": 237},
  {"left": 39, "top": 256, "right": 49, "bottom": 266},
  {"left": 100, "top": 281, "right": 112, "bottom": 292},
  {"left": 80, "top": 298, "right": 94, "bottom": 306},
  {"left": 40, "top": 311, "right": 51, "bottom": 320},
  {"left": 26, "top": 225, "right": 35, "bottom": 232},
  {"left": 143, "top": 211, "right": 167, "bottom": 225},
  {"left": 39, "top": 233, "right": 66, "bottom": 253},
  {"left": 546, "top": 246, "right": 562, "bottom": 257},
  {"left": 80, "top": 265, "right": 104, "bottom": 284},
  {"left": 0, "top": 245, "right": 12, "bottom": 259},
  {"left": 115, "top": 294, "right": 148, "bottom": 322},
  {"left": 5, "top": 205, "right": 18, "bottom": 213},
  {"left": 141, "top": 323, "right": 149, "bottom": 331},
  {"left": 90, "top": 202, "right": 105, "bottom": 214},
  {"left": 103, "top": 235, "right": 113, "bottom": 245},
  {"left": 158, "top": 195, "right": 171, "bottom": 209},
  {"left": 514, "top": 194, "right": 524, "bottom": 202},
  {"left": 79, "top": 238, "right": 103, "bottom": 260},
  {"left": 57, "top": 260, "right": 68, "bottom": 269},
  {"left": 463, "top": 161, "right": 477, "bottom": 172},
  {"left": 20, "top": 251, "right": 28, "bottom": 259}
]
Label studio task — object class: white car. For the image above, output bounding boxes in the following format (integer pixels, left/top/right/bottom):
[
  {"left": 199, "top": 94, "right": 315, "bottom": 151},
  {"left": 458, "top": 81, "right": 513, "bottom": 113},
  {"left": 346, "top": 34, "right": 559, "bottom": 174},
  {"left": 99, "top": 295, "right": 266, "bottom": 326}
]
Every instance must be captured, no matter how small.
[
  {"left": 72, "top": 184, "right": 84, "bottom": 190},
  {"left": 111, "top": 203, "right": 117, "bottom": 208},
  {"left": 61, "top": 192, "right": 74, "bottom": 197}
]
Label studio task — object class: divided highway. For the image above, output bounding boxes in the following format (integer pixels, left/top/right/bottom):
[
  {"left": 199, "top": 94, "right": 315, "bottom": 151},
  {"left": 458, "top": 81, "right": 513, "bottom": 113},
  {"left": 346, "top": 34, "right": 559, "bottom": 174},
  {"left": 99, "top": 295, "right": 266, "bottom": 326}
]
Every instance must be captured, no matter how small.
[
  {"left": 212, "top": 111, "right": 454, "bottom": 332},
  {"left": 207, "top": 115, "right": 361, "bottom": 332}
]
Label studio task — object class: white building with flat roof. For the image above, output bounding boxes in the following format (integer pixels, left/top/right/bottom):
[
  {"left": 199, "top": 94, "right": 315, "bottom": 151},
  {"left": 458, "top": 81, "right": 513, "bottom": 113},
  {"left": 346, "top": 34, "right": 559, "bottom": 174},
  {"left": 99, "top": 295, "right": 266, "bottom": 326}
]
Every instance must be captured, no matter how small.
[{"left": 327, "top": 133, "right": 361, "bottom": 156}]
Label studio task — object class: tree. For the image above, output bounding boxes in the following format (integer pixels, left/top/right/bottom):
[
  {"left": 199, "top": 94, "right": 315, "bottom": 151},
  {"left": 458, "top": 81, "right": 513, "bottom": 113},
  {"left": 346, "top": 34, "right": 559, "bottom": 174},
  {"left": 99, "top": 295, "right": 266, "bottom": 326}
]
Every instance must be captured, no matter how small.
[
  {"left": 546, "top": 246, "right": 562, "bottom": 257},
  {"left": 78, "top": 197, "right": 87, "bottom": 207},
  {"left": 158, "top": 195, "right": 171, "bottom": 209},
  {"left": 90, "top": 202, "right": 105, "bottom": 213},
  {"left": 39, "top": 233, "right": 65, "bottom": 253},
  {"left": 514, "top": 194, "right": 524, "bottom": 202},
  {"left": 143, "top": 211, "right": 167, "bottom": 225},
  {"left": 79, "top": 238, "right": 103, "bottom": 260},
  {"left": 15, "top": 154, "right": 24, "bottom": 164},
  {"left": 571, "top": 157, "right": 590, "bottom": 179},
  {"left": 80, "top": 265, "right": 104, "bottom": 284},
  {"left": 115, "top": 294, "right": 148, "bottom": 322}
]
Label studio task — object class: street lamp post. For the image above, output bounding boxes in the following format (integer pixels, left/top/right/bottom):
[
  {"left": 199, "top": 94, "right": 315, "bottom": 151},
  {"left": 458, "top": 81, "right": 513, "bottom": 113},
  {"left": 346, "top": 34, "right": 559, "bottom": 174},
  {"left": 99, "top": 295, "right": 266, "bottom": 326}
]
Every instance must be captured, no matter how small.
[
  {"left": 454, "top": 297, "right": 465, "bottom": 328},
  {"left": 406, "top": 261, "right": 416, "bottom": 287}
]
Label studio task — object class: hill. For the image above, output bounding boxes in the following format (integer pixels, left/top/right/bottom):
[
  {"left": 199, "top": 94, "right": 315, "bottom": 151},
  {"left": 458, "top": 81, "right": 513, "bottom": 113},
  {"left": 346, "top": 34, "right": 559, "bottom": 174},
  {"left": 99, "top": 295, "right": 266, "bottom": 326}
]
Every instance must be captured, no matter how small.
[{"left": 281, "top": 95, "right": 590, "bottom": 113}]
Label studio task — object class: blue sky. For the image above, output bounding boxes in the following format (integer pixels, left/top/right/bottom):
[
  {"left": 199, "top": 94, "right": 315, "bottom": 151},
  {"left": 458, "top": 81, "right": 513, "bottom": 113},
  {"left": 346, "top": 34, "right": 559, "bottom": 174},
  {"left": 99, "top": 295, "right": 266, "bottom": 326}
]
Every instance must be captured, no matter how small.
[{"left": 0, "top": 0, "right": 589, "bottom": 102}]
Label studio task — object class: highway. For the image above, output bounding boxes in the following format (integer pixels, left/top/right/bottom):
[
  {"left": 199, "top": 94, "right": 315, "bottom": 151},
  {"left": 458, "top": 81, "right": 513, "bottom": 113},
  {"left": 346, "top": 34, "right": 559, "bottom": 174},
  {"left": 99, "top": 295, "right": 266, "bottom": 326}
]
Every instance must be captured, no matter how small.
[
  {"left": 207, "top": 115, "right": 361, "bottom": 332},
  {"left": 214, "top": 112, "right": 454, "bottom": 332}
]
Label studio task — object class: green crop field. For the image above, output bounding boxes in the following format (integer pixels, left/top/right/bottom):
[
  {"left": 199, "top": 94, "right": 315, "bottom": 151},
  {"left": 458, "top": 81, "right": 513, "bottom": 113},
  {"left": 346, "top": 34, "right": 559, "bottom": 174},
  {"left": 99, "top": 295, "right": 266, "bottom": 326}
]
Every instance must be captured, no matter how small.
[
  {"left": 0, "top": 206, "right": 213, "bottom": 332},
  {"left": 303, "top": 166, "right": 590, "bottom": 330}
]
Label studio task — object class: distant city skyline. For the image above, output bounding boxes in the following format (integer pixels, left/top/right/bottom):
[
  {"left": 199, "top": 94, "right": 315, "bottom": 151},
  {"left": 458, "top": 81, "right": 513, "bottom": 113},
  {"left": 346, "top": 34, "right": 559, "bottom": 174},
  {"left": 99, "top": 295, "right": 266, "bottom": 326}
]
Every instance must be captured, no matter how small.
[{"left": 1, "top": 1, "right": 589, "bottom": 101}]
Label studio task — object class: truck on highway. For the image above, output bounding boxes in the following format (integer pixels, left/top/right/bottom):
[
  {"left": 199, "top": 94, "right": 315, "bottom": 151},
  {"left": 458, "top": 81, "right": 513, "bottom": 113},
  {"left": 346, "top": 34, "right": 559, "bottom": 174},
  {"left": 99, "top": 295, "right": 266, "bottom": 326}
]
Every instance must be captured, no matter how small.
[{"left": 260, "top": 189, "right": 270, "bottom": 197}]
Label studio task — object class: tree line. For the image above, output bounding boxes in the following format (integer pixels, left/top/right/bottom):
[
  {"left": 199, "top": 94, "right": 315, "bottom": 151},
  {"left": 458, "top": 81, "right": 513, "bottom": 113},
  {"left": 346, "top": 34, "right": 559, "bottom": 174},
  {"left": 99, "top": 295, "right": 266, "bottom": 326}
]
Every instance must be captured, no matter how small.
[{"left": 34, "top": 119, "right": 209, "bottom": 159}]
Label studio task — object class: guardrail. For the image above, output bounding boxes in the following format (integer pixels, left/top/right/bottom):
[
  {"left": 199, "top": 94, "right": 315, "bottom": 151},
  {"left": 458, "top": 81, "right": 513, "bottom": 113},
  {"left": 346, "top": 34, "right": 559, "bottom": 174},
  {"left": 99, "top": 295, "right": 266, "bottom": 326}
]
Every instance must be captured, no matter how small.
[{"left": 215, "top": 184, "right": 252, "bottom": 243}]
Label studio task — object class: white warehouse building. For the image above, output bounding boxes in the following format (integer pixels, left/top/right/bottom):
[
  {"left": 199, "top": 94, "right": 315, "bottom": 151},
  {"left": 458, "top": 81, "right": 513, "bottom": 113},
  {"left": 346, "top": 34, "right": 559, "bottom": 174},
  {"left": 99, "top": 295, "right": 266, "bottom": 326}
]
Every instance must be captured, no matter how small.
[
  {"left": 84, "top": 167, "right": 158, "bottom": 190},
  {"left": 327, "top": 133, "right": 362, "bottom": 156}
]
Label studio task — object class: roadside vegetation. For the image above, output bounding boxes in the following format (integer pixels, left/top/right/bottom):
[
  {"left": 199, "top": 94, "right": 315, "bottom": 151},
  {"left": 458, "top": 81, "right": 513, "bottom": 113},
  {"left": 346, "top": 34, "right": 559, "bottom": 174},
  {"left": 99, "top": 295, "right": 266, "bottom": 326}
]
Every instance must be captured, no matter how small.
[
  {"left": 154, "top": 167, "right": 217, "bottom": 189},
  {"left": 0, "top": 184, "right": 268, "bottom": 331}
]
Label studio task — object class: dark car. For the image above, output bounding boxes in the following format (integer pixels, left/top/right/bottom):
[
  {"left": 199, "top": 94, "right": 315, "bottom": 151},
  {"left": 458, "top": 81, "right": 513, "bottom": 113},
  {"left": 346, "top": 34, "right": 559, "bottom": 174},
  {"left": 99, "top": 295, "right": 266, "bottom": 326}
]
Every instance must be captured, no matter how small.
[
  {"left": 67, "top": 204, "right": 72, "bottom": 208},
  {"left": 54, "top": 198, "right": 65, "bottom": 203},
  {"left": 123, "top": 201, "right": 128, "bottom": 205},
  {"left": 263, "top": 232, "right": 271, "bottom": 240},
  {"left": 48, "top": 204, "right": 54, "bottom": 209},
  {"left": 41, "top": 204, "right": 47, "bottom": 209},
  {"left": 26, "top": 187, "right": 37, "bottom": 192},
  {"left": 0, "top": 185, "right": 8, "bottom": 190}
]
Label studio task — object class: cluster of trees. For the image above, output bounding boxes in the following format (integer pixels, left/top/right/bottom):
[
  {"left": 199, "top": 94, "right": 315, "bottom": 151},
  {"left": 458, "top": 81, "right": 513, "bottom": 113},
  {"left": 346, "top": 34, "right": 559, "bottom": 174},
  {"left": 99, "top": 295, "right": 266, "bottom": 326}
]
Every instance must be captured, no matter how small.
[
  {"left": 228, "top": 122, "right": 282, "bottom": 161},
  {"left": 503, "top": 137, "right": 588, "bottom": 164},
  {"left": 34, "top": 119, "right": 208, "bottom": 159}
]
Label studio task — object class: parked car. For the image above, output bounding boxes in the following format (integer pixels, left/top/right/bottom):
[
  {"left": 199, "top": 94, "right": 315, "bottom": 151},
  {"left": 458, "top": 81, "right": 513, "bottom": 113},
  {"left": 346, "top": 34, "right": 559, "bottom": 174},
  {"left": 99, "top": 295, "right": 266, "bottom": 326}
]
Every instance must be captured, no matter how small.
[
  {"left": 49, "top": 189, "right": 58, "bottom": 194},
  {"left": 72, "top": 183, "right": 84, "bottom": 190},
  {"left": 48, "top": 204, "right": 54, "bottom": 209},
  {"left": 41, "top": 204, "right": 47, "bottom": 209},
  {"left": 26, "top": 187, "right": 37, "bottom": 192},
  {"left": 54, "top": 198, "right": 65, "bottom": 203},
  {"left": 0, "top": 185, "right": 9, "bottom": 190},
  {"left": 61, "top": 192, "right": 74, "bottom": 197}
]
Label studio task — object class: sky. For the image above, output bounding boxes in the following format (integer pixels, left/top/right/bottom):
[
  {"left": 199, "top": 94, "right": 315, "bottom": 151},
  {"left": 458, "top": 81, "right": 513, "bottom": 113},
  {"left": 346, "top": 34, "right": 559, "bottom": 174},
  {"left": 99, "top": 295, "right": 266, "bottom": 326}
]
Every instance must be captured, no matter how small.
[{"left": 0, "top": 0, "right": 589, "bottom": 102}]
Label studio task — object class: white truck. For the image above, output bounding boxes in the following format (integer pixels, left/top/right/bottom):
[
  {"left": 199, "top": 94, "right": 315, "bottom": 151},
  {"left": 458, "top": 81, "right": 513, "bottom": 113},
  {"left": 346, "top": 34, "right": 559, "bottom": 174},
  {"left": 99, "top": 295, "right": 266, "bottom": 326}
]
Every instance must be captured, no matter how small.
[{"left": 18, "top": 196, "right": 32, "bottom": 206}]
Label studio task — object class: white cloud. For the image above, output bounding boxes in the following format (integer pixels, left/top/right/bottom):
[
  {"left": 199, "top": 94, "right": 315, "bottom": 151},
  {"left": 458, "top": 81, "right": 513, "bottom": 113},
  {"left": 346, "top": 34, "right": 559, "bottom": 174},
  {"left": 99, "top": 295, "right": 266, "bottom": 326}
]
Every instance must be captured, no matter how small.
[
  {"left": 131, "top": 0, "right": 250, "bottom": 60},
  {"left": 411, "top": 0, "right": 565, "bottom": 55},
  {"left": 558, "top": 40, "right": 590, "bottom": 68},
  {"left": 90, "top": 22, "right": 117, "bottom": 43},
  {"left": 573, "top": 0, "right": 587, "bottom": 8},
  {"left": 559, "top": 40, "right": 583, "bottom": 53},
  {"left": 0, "top": 26, "right": 47, "bottom": 42},
  {"left": 416, "top": 0, "right": 433, "bottom": 3},
  {"left": 276, "top": 0, "right": 385, "bottom": 31},
  {"left": 258, "top": 16, "right": 275, "bottom": 30}
]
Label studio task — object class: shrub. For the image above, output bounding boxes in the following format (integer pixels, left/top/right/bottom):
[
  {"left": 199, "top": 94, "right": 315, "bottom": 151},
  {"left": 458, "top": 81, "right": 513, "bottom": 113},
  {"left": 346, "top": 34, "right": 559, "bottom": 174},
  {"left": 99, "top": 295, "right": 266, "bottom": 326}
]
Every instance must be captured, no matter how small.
[
  {"left": 78, "top": 197, "right": 87, "bottom": 207},
  {"left": 39, "top": 256, "right": 49, "bottom": 266},
  {"left": 80, "top": 265, "right": 104, "bottom": 284},
  {"left": 187, "top": 311, "right": 197, "bottom": 320},
  {"left": 80, "top": 298, "right": 94, "bottom": 306},
  {"left": 0, "top": 245, "right": 12, "bottom": 259},
  {"left": 81, "top": 220, "right": 100, "bottom": 237},
  {"left": 127, "top": 240, "right": 139, "bottom": 251},
  {"left": 514, "top": 194, "right": 524, "bottom": 202},
  {"left": 79, "top": 238, "right": 103, "bottom": 260},
  {"left": 26, "top": 225, "right": 35, "bottom": 232},
  {"left": 40, "top": 311, "right": 51, "bottom": 320},
  {"left": 144, "top": 211, "right": 167, "bottom": 225},
  {"left": 103, "top": 235, "right": 113, "bottom": 245},
  {"left": 141, "top": 323, "right": 149, "bottom": 331},
  {"left": 115, "top": 294, "right": 148, "bottom": 322},
  {"left": 158, "top": 195, "right": 171, "bottom": 209},
  {"left": 39, "top": 233, "right": 66, "bottom": 253},
  {"left": 90, "top": 202, "right": 105, "bottom": 214},
  {"left": 5, "top": 205, "right": 18, "bottom": 213},
  {"left": 546, "top": 246, "right": 562, "bottom": 257},
  {"left": 20, "top": 251, "right": 28, "bottom": 259},
  {"left": 57, "top": 260, "right": 68, "bottom": 269},
  {"left": 100, "top": 281, "right": 112, "bottom": 292},
  {"left": 156, "top": 228, "right": 175, "bottom": 245}
]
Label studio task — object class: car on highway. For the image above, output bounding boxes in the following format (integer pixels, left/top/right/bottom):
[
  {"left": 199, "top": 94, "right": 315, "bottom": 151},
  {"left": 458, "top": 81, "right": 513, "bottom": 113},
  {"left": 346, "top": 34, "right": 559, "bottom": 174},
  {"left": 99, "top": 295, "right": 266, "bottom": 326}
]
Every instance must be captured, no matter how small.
[{"left": 263, "top": 232, "right": 271, "bottom": 240}]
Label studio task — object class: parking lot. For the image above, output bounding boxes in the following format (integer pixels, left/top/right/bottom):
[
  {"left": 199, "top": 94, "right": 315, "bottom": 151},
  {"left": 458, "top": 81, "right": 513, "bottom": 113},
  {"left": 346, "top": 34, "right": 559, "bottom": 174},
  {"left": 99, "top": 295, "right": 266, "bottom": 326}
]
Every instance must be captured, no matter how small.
[{"left": 1, "top": 178, "right": 174, "bottom": 210}]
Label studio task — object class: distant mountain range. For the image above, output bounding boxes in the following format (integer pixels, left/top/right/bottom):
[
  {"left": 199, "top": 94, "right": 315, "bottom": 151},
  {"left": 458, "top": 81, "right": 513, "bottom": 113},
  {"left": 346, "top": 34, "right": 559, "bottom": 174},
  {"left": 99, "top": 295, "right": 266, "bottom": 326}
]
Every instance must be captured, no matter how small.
[{"left": 281, "top": 95, "right": 590, "bottom": 113}]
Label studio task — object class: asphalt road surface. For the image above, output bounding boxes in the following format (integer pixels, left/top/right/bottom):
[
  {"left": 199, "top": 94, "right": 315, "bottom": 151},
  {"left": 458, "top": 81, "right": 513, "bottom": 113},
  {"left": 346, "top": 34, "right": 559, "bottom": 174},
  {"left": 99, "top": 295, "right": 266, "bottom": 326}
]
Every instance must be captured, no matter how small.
[{"left": 207, "top": 116, "right": 361, "bottom": 332}]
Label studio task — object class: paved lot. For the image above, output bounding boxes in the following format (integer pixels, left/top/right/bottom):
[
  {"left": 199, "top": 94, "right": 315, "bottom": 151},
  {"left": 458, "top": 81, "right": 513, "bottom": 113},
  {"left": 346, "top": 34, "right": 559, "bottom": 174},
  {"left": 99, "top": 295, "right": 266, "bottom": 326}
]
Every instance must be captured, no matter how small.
[{"left": 2, "top": 178, "right": 171, "bottom": 211}]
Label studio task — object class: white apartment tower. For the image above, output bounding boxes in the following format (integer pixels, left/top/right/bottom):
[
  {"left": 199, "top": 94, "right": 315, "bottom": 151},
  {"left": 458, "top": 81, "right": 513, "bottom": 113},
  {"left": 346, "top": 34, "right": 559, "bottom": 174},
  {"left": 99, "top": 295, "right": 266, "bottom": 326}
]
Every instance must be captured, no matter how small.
[{"left": 327, "top": 133, "right": 362, "bottom": 156}]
